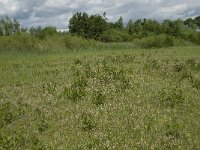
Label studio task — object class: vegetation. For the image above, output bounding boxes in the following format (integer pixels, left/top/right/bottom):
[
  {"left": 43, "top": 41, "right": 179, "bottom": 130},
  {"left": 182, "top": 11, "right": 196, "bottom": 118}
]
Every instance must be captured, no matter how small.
[
  {"left": 1, "top": 47, "right": 200, "bottom": 149},
  {"left": 0, "top": 13, "right": 200, "bottom": 149},
  {"left": 0, "top": 16, "right": 20, "bottom": 36},
  {"left": 0, "top": 14, "right": 200, "bottom": 52}
]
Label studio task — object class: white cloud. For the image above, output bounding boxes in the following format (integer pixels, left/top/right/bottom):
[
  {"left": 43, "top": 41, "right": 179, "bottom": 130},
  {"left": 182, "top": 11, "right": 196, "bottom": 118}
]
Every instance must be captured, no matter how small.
[{"left": 0, "top": 0, "right": 200, "bottom": 28}]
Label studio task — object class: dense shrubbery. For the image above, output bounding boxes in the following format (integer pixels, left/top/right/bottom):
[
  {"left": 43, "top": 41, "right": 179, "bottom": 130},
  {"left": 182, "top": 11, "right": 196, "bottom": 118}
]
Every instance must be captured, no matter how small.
[
  {"left": 30, "top": 26, "right": 57, "bottom": 39},
  {"left": 0, "top": 34, "right": 99, "bottom": 53},
  {"left": 136, "top": 35, "right": 174, "bottom": 49},
  {"left": 99, "top": 29, "right": 133, "bottom": 42},
  {"left": 0, "top": 13, "right": 200, "bottom": 53},
  {"left": 0, "top": 33, "right": 38, "bottom": 52}
]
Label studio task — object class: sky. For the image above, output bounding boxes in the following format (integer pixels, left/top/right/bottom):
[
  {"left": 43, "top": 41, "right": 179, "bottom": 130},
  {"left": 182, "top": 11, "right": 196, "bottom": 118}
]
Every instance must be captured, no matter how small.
[{"left": 0, "top": 0, "right": 200, "bottom": 29}]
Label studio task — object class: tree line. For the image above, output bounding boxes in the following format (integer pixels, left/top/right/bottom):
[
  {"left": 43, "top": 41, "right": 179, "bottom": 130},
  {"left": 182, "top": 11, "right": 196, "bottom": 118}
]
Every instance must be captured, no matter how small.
[
  {"left": 68, "top": 12, "right": 200, "bottom": 43},
  {"left": 0, "top": 13, "right": 200, "bottom": 43}
]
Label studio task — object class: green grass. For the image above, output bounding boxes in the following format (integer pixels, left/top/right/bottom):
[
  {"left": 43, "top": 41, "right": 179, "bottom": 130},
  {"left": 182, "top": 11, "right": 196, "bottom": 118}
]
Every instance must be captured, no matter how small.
[{"left": 0, "top": 46, "right": 200, "bottom": 149}]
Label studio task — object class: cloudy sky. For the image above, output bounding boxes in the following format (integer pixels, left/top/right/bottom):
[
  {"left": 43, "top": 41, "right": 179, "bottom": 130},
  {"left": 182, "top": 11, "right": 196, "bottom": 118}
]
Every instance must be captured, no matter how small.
[{"left": 0, "top": 0, "right": 200, "bottom": 29}]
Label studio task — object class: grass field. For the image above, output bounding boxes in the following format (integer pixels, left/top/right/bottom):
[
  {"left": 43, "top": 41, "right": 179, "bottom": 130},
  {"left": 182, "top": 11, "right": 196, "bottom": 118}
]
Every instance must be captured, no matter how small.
[{"left": 0, "top": 46, "right": 200, "bottom": 149}]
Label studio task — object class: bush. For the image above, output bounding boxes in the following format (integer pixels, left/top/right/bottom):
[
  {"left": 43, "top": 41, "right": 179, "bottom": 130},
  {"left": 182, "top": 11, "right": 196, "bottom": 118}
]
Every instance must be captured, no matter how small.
[
  {"left": 37, "top": 34, "right": 100, "bottom": 52},
  {"left": 0, "top": 33, "right": 100, "bottom": 53},
  {"left": 64, "top": 35, "right": 95, "bottom": 49},
  {"left": 30, "top": 26, "right": 57, "bottom": 40},
  {"left": 81, "top": 113, "right": 96, "bottom": 131},
  {"left": 0, "top": 33, "right": 38, "bottom": 53},
  {"left": 157, "top": 87, "right": 184, "bottom": 108},
  {"left": 99, "top": 29, "right": 132, "bottom": 42},
  {"left": 181, "top": 30, "right": 200, "bottom": 45},
  {"left": 137, "top": 34, "right": 174, "bottom": 49}
]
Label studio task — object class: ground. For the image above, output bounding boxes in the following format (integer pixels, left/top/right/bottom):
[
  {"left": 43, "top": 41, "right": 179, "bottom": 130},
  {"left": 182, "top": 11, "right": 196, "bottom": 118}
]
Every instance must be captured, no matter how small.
[{"left": 0, "top": 46, "right": 200, "bottom": 149}]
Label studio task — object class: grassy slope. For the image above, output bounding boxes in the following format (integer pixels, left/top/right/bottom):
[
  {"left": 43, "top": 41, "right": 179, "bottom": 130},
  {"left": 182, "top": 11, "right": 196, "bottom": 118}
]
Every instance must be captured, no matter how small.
[{"left": 0, "top": 46, "right": 200, "bottom": 149}]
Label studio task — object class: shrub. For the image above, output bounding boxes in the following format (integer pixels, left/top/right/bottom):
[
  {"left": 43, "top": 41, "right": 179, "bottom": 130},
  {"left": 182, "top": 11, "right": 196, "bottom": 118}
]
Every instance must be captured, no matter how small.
[
  {"left": 64, "top": 35, "right": 94, "bottom": 49},
  {"left": 30, "top": 26, "right": 57, "bottom": 40},
  {"left": 137, "top": 34, "right": 174, "bottom": 49},
  {"left": 181, "top": 30, "right": 200, "bottom": 45},
  {"left": 144, "top": 59, "right": 161, "bottom": 70},
  {"left": 0, "top": 100, "right": 26, "bottom": 128},
  {"left": 99, "top": 29, "right": 132, "bottom": 42},
  {"left": 173, "top": 62, "right": 186, "bottom": 72},
  {"left": 0, "top": 33, "right": 38, "bottom": 53},
  {"left": 157, "top": 87, "right": 184, "bottom": 108},
  {"left": 92, "top": 90, "right": 105, "bottom": 106},
  {"left": 191, "top": 78, "right": 200, "bottom": 90},
  {"left": 81, "top": 113, "right": 96, "bottom": 131}
]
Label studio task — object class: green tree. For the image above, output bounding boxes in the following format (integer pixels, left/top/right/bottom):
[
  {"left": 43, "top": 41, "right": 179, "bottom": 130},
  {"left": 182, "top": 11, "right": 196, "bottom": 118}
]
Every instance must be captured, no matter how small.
[
  {"left": 195, "top": 16, "right": 200, "bottom": 29},
  {"left": 184, "top": 18, "right": 196, "bottom": 29},
  {"left": 162, "top": 19, "right": 183, "bottom": 37},
  {"left": 88, "top": 14, "right": 108, "bottom": 39},
  {"left": 69, "top": 12, "right": 108, "bottom": 39},
  {"left": 127, "top": 19, "right": 134, "bottom": 34},
  {"left": 133, "top": 19, "right": 143, "bottom": 35},
  {"left": 115, "top": 16, "right": 124, "bottom": 29},
  {"left": 30, "top": 26, "right": 42, "bottom": 37},
  {"left": 0, "top": 16, "right": 21, "bottom": 35},
  {"left": 68, "top": 12, "right": 89, "bottom": 37},
  {"left": 29, "top": 26, "right": 57, "bottom": 39},
  {"left": 143, "top": 19, "right": 161, "bottom": 35}
]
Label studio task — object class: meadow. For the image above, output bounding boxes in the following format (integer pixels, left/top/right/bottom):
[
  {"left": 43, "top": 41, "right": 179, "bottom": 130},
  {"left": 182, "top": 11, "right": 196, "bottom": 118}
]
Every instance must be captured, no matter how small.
[{"left": 0, "top": 45, "right": 200, "bottom": 149}]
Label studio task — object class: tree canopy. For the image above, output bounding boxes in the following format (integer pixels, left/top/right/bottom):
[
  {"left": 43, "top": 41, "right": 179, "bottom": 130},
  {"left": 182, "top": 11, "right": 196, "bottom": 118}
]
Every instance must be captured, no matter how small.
[{"left": 0, "top": 16, "right": 20, "bottom": 35}]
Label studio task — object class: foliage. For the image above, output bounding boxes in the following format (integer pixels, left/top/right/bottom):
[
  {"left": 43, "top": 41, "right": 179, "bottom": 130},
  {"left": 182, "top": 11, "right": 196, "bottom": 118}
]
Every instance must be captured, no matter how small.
[
  {"left": 1, "top": 46, "right": 200, "bottom": 149},
  {"left": 0, "top": 16, "right": 20, "bottom": 35},
  {"left": 1, "top": 14, "right": 200, "bottom": 46},
  {"left": 99, "top": 29, "right": 132, "bottom": 42},
  {"left": 69, "top": 12, "right": 108, "bottom": 39},
  {"left": 0, "top": 33, "right": 38, "bottom": 53},
  {"left": 137, "top": 34, "right": 174, "bottom": 49},
  {"left": 30, "top": 26, "right": 57, "bottom": 39},
  {"left": 114, "top": 16, "right": 124, "bottom": 29}
]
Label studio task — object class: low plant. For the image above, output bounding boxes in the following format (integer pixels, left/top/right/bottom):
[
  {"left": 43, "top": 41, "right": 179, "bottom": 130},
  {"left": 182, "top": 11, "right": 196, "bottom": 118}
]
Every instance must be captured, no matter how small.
[
  {"left": 81, "top": 113, "right": 96, "bottom": 131},
  {"left": 92, "top": 90, "right": 106, "bottom": 106},
  {"left": 157, "top": 87, "right": 184, "bottom": 108}
]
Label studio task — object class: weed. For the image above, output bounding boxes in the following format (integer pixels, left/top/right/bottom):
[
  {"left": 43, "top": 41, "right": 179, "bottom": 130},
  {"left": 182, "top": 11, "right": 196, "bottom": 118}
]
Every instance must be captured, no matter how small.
[
  {"left": 92, "top": 90, "right": 106, "bottom": 106},
  {"left": 186, "top": 58, "right": 200, "bottom": 71},
  {"left": 42, "top": 82, "right": 57, "bottom": 95},
  {"left": 0, "top": 101, "right": 13, "bottom": 128},
  {"left": 186, "top": 58, "right": 196, "bottom": 66},
  {"left": 180, "top": 71, "right": 194, "bottom": 80},
  {"left": 83, "top": 63, "right": 94, "bottom": 78},
  {"left": 34, "top": 107, "right": 49, "bottom": 133},
  {"left": 173, "top": 62, "right": 186, "bottom": 72},
  {"left": 144, "top": 59, "right": 161, "bottom": 70},
  {"left": 191, "top": 78, "right": 200, "bottom": 90},
  {"left": 0, "top": 131, "right": 26, "bottom": 150},
  {"left": 81, "top": 113, "right": 96, "bottom": 131},
  {"left": 63, "top": 85, "right": 86, "bottom": 102},
  {"left": 74, "top": 59, "right": 82, "bottom": 65},
  {"left": 157, "top": 87, "right": 184, "bottom": 108},
  {"left": 0, "top": 100, "right": 26, "bottom": 129},
  {"left": 160, "top": 120, "right": 182, "bottom": 149}
]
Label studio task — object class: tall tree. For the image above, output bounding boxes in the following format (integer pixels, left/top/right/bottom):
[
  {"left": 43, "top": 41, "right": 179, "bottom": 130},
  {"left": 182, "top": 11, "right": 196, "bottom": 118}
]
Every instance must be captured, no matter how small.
[
  {"left": 69, "top": 12, "right": 89, "bottom": 37},
  {"left": 133, "top": 19, "right": 143, "bottom": 35},
  {"left": 69, "top": 12, "right": 108, "bottom": 39},
  {"left": 0, "top": 16, "right": 21, "bottom": 35},
  {"left": 115, "top": 17, "right": 124, "bottom": 29},
  {"left": 195, "top": 16, "right": 200, "bottom": 29},
  {"left": 184, "top": 18, "right": 196, "bottom": 29},
  {"left": 126, "top": 19, "right": 134, "bottom": 34},
  {"left": 88, "top": 14, "right": 108, "bottom": 39}
]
